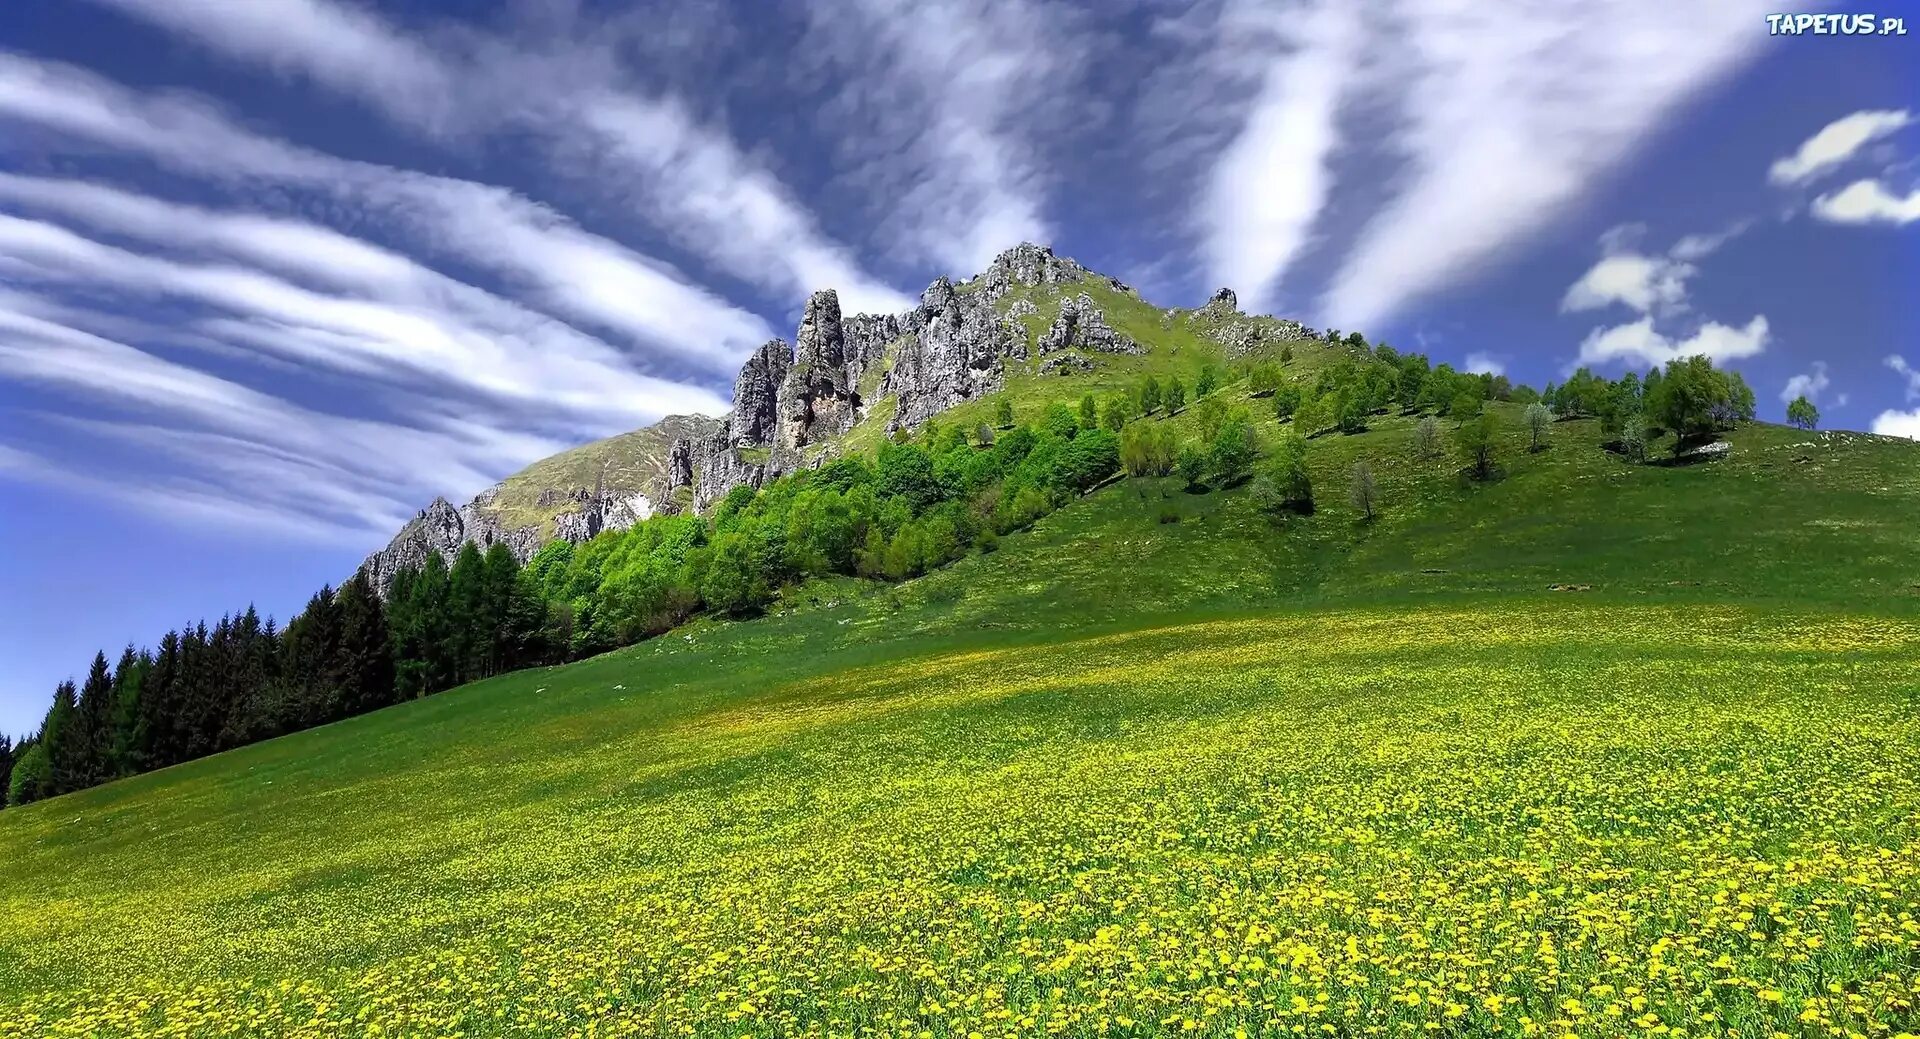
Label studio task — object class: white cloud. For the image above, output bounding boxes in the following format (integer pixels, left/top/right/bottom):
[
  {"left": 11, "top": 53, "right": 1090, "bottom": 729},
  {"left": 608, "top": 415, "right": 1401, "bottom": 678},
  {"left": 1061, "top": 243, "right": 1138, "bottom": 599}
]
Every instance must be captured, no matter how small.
[
  {"left": 1810, "top": 178, "right": 1920, "bottom": 225},
  {"left": 1779, "top": 361, "right": 1830, "bottom": 404},
  {"left": 800, "top": 0, "right": 1064, "bottom": 272},
  {"left": 1576, "top": 315, "right": 1770, "bottom": 368},
  {"left": 0, "top": 52, "right": 773, "bottom": 370},
  {"left": 1886, "top": 354, "right": 1920, "bottom": 398},
  {"left": 76, "top": 0, "right": 912, "bottom": 311},
  {"left": 1200, "top": 0, "right": 1359, "bottom": 314},
  {"left": 575, "top": 95, "right": 913, "bottom": 314},
  {"left": 1316, "top": 1, "right": 1771, "bottom": 329},
  {"left": 1561, "top": 253, "right": 1695, "bottom": 315},
  {"left": 1871, "top": 411, "right": 1920, "bottom": 439},
  {"left": 1768, "top": 108, "right": 1913, "bottom": 186},
  {"left": 1670, "top": 219, "right": 1752, "bottom": 261},
  {"left": 0, "top": 211, "right": 726, "bottom": 422},
  {"left": 81, "top": 0, "right": 456, "bottom": 129},
  {"left": 1462, "top": 352, "right": 1505, "bottom": 377}
]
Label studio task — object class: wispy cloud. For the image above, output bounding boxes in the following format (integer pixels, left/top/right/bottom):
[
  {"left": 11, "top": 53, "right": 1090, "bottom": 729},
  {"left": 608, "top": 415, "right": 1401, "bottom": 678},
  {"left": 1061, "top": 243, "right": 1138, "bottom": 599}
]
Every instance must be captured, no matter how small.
[
  {"left": 1768, "top": 108, "right": 1913, "bottom": 186},
  {"left": 74, "top": 0, "right": 913, "bottom": 314},
  {"left": 1810, "top": 177, "right": 1920, "bottom": 225},
  {"left": 0, "top": 52, "right": 773, "bottom": 371},
  {"left": 1780, "top": 360, "right": 1834, "bottom": 405},
  {"left": 1314, "top": 0, "right": 1771, "bottom": 329},
  {"left": 1198, "top": 0, "right": 1359, "bottom": 314},
  {"left": 799, "top": 0, "right": 1066, "bottom": 272}
]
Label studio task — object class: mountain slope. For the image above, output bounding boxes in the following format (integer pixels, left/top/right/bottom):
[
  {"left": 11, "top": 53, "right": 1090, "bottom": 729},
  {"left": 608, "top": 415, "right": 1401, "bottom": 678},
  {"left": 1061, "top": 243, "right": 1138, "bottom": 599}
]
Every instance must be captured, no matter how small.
[{"left": 360, "top": 244, "right": 1324, "bottom": 587}]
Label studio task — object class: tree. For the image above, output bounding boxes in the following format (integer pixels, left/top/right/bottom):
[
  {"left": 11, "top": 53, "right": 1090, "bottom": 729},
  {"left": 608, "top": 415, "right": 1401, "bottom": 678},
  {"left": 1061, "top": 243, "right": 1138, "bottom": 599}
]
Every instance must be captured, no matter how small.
[
  {"left": 1279, "top": 343, "right": 1294, "bottom": 365},
  {"left": 1139, "top": 375, "right": 1163, "bottom": 416},
  {"left": 1175, "top": 441, "right": 1208, "bottom": 489},
  {"left": 41, "top": 680, "right": 80, "bottom": 795},
  {"left": 1787, "top": 394, "right": 1819, "bottom": 431},
  {"left": 1100, "top": 394, "right": 1129, "bottom": 432},
  {"left": 1272, "top": 384, "right": 1302, "bottom": 422},
  {"left": 1120, "top": 424, "right": 1177, "bottom": 477},
  {"left": 1524, "top": 402, "right": 1553, "bottom": 452},
  {"left": 1453, "top": 412, "right": 1498, "bottom": 480},
  {"left": 1448, "top": 389, "right": 1483, "bottom": 420},
  {"left": 1335, "top": 390, "right": 1369, "bottom": 434},
  {"left": 1411, "top": 416, "right": 1442, "bottom": 460},
  {"left": 0, "top": 735, "right": 11, "bottom": 811},
  {"left": 875, "top": 440, "right": 941, "bottom": 510},
  {"left": 74, "top": 651, "right": 114, "bottom": 787},
  {"left": 1620, "top": 414, "right": 1651, "bottom": 464},
  {"left": 1051, "top": 429, "right": 1120, "bottom": 493},
  {"left": 1207, "top": 417, "right": 1259, "bottom": 483},
  {"left": 1040, "top": 401, "right": 1080, "bottom": 441},
  {"left": 1269, "top": 432, "right": 1314, "bottom": 513},
  {"left": 1648, "top": 354, "right": 1749, "bottom": 452},
  {"left": 1165, "top": 377, "right": 1186, "bottom": 414},
  {"left": 8, "top": 742, "right": 49, "bottom": 807},
  {"left": 108, "top": 646, "right": 146, "bottom": 777},
  {"left": 994, "top": 396, "right": 1014, "bottom": 428},
  {"left": 1195, "top": 364, "right": 1218, "bottom": 399},
  {"left": 1249, "top": 363, "right": 1280, "bottom": 397},
  {"left": 1078, "top": 393, "right": 1098, "bottom": 428},
  {"left": 1349, "top": 460, "right": 1378, "bottom": 521}
]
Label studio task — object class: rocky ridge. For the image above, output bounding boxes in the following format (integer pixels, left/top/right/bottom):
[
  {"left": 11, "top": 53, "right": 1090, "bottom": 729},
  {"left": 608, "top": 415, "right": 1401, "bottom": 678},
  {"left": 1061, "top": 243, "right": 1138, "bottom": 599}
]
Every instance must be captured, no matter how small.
[{"left": 360, "top": 243, "right": 1276, "bottom": 592}]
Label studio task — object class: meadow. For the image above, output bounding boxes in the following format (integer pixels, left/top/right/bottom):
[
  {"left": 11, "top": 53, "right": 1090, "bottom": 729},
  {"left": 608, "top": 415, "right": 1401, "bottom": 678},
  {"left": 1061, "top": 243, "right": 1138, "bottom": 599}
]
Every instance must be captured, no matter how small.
[{"left": 2, "top": 595, "right": 1918, "bottom": 1038}]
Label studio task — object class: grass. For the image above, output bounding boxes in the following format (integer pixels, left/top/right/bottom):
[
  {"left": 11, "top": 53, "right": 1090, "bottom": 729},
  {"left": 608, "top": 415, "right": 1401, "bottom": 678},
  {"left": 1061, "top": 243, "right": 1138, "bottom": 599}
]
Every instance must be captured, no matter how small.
[
  {"left": 2, "top": 597, "right": 1917, "bottom": 1037},
  {"left": 7, "top": 283, "right": 1920, "bottom": 1036}
]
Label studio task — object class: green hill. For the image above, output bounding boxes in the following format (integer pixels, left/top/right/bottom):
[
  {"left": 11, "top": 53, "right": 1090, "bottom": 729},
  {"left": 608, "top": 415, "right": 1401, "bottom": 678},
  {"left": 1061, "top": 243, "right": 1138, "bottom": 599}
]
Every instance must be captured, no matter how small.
[
  {"left": 5, "top": 395, "right": 1920, "bottom": 1035},
  {"left": 5, "top": 255, "right": 1920, "bottom": 1037}
]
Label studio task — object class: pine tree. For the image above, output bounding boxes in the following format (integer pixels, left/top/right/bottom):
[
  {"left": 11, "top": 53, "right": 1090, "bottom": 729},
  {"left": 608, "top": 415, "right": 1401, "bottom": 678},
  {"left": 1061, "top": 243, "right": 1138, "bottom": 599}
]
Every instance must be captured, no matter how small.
[
  {"left": 42, "top": 680, "right": 81, "bottom": 795},
  {"left": 336, "top": 571, "right": 397, "bottom": 715},
  {"left": 0, "top": 735, "right": 12, "bottom": 811},
  {"left": 74, "top": 651, "right": 114, "bottom": 788},
  {"left": 108, "top": 646, "right": 146, "bottom": 778}
]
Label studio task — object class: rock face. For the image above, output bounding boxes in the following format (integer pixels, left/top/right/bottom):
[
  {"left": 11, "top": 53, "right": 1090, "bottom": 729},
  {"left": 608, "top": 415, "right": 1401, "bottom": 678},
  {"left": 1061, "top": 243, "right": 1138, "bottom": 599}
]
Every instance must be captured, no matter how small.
[
  {"left": 1038, "top": 293, "right": 1142, "bottom": 355},
  {"left": 362, "top": 241, "right": 1313, "bottom": 593},
  {"left": 883, "top": 277, "right": 1012, "bottom": 429},
  {"left": 361, "top": 495, "right": 543, "bottom": 591},
  {"left": 729, "top": 339, "right": 790, "bottom": 447}
]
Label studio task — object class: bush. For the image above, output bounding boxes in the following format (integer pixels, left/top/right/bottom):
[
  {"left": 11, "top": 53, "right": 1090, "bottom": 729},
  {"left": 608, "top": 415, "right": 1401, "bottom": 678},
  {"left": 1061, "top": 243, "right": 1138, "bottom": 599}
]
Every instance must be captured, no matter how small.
[
  {"left": 1272, "top": 384, "right": 1301, "bottom": 422},
  {"left": 1207, "top": 416, "right": 1259, "bottom": 483},
  {"left": 1052, "top": 428, "right": 1120, "bottom": 493},
  {"left": 1411, "top": 415, "right": 1442, "bottom": 459},
  {"left": 1349, "top": 460, "right": 1378, "bottom": 521},
  {"left": 1524, "top": 402, "right": 1552, "bottom": 452},
  {"left": 1453, "top": 412, "right": 1498, "bottom": 480},
  {"left": 1264, "top": 432, "right": 1314, "bottom": 514},
  {"left": 1175, "top": 442, "right": 1208, "bottom": 489}
]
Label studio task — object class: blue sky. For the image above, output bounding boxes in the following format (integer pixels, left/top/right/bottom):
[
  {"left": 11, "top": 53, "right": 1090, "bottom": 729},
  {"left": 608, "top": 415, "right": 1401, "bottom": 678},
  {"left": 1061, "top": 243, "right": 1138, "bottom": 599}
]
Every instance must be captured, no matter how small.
[{"left": 0, "top": 0, "right": 1915, "bottom": 734}]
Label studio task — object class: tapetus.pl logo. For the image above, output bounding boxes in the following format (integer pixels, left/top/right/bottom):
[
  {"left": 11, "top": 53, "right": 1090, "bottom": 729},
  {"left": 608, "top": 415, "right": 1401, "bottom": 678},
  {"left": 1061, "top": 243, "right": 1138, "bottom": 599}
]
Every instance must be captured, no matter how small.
[{"left": 1767, "top": 13, "right": 1907, "bottom": 35}]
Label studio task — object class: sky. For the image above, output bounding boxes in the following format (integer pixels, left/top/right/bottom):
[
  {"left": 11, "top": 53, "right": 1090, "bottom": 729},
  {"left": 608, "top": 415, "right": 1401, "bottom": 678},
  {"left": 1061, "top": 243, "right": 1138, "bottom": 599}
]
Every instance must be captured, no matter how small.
[{"left": 0, "top": 0, "right": 1915, "bottom": 734}]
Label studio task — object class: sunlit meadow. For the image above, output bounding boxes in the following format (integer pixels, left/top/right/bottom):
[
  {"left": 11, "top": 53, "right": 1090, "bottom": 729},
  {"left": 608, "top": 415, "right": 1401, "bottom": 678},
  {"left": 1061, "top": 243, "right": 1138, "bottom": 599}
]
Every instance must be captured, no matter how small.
[{"left": 1, "top": 599, "right": 1916, "bottom": 1038}]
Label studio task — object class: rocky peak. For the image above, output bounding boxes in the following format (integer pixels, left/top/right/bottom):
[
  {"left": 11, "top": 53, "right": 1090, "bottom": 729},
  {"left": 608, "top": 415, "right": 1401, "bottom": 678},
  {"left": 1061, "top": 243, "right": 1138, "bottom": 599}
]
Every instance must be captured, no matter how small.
[
  {"left": 981, "top": 243, "right": 1088, "bottom": 296},
  {"left": 730, "top": 338, "right": 792, "bottom": 447},
  {"left": 794, "top": 289, "right": 846, "bottom": 374},
  {"left": 1038, "top": 293, "right": 1141, "bottom": 355},
  {"left": 1204, "top": 287, "right": 1238, "bottom": 314}
]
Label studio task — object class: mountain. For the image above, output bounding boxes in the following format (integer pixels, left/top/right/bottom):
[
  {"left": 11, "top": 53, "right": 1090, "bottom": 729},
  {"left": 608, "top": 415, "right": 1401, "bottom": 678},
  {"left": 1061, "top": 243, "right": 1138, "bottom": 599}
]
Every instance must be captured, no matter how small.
[{"left": 360, "top": 243, "right": 1316, "bottom": 589}]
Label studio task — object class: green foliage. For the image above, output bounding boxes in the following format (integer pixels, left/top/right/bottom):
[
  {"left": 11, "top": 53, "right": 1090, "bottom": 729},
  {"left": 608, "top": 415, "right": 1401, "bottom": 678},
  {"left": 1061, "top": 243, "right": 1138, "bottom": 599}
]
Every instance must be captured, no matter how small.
[
  {"left": 1138, "top": 375, "right": 1162, "bottom": 416},
  {"left": 1272, "top": 384, "right": 1302, "bottom": 422},
  {"left": 1264, "top": 431, "right": 1314, "bottom": 514},
  {"left": 1195, "top": 364, "right": 1218, "bottom": 399},
  {"left": 1453, "top": 412, "right": 1498, "bottom": 480},
  {"left": 1100, "top": 394, "right": 1129, "bottom": 433},
  {"left": 1120, "top": 424, "right": 1177, "bottom": 477},
  {"left": 1524, "top": 402, "right": 1553, "bottom": 452},
  {"left": 1448, "top": 390, "right": 1483, "bottom": 421},
  {"left": 1248, "top": 363, "right": 1281, "bottom": 397},
  {"left": 1647, "top": 354, "right": 1754, "bottom": 451},
  {"left": 993, "top": 396, "right": 1014, "bottom": 429},
  {"left": 1787, "top": 395, "right": 1819, "bottom": 431},
  {"left": 1279, "top": 343, "right": 1294, "bottom": 365},
  {"left": 1052, "top": 428, "right": 1121, "bottom": 493},
  {"left": 1166, "top": 376, "right": 1186, "bottom": 414},
  {"left": 1078, "top": 393, "right": 1097, "bottom": 429},
  {"left": 1620, "top": 414, "right": 1651, "bottom": 464},
  {"left": 5, "top": 742, "right": 48, "bottom": 808},
  {"left": 1207, "top": 416, "right": 1259, "bottom": 483},
  {"left": 1175, "top": 441, "right": 1208, "bottom": 489},
  {"left": 1410, "top": 416, "right": 1442, "bottom": 460},
  {"left": 1040, "top": 401, "right": 1081, "bottom": 441}
]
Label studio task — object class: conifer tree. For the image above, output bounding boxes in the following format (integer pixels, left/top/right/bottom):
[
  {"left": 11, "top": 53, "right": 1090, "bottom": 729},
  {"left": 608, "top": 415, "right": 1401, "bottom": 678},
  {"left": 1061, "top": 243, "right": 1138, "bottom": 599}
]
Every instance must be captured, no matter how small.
[
  {"left": 42, "top": 680, "right": 80, "bottom": 795},
  {"left": 74, "top": 651, "right": 114, "bottom": 788}
]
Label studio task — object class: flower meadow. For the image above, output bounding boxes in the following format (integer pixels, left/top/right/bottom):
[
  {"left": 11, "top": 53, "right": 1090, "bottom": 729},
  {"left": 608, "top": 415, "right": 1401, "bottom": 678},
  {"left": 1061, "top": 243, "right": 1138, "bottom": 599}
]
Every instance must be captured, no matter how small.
[{"left": 1, "top": 601, "right": 1917, "bottom": 1038}]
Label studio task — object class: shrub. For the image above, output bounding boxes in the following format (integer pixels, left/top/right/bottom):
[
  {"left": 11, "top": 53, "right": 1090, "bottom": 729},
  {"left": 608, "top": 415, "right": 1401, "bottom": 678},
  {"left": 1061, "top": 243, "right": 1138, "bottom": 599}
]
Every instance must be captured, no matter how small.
[
  {"left": 1349, "top": 460, "right": 1378, "bottom": 521},
  {"left": 1411, "top": 416, "right": 1442, "bottom": 459},
  {"left": 1175, "top": 442, "right": 1208, "bottom": 489},
  {"left": 1524, "top": 402, "right": 1552, "bottom": 452}
]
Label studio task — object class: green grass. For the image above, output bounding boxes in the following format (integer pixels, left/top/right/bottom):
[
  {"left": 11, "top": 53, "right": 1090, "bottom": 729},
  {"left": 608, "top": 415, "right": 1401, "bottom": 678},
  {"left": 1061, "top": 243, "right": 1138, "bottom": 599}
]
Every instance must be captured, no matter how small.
[{"left": 6, "top": 279, "right": 1920, "bottom": 1035}]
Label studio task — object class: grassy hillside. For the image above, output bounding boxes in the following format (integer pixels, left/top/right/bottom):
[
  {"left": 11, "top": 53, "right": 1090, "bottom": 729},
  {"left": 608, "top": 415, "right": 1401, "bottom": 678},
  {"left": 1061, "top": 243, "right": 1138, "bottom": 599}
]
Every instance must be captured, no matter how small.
[{"left": 4, "top": 383, "right": 1920, "bottom": 1035}]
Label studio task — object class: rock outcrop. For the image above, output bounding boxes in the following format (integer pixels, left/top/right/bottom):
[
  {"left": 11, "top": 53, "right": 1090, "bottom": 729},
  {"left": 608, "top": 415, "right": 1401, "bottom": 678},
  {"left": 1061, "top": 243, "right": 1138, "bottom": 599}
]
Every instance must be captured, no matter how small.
[
  {"left": 1038, "top": 293, "right": 1141, "bottom": 355},
  {"left": 729, "top": 339, "right": 791, "bottom": 447},
  {"left": 362, "top": 241, "right": 1315, "bottom": 594}
]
